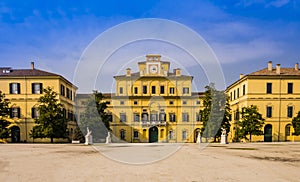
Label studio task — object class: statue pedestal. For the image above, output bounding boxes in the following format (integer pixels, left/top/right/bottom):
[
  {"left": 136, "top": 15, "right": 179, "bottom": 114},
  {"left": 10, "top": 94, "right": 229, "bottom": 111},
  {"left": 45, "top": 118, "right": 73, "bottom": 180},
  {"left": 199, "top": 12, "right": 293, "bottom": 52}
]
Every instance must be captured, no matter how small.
[
  {"left": 85, "top": 135, "right": 93, "bottom": 145},
  {"left": 220, "top": 134, "right": 227, "bottom": 144}
]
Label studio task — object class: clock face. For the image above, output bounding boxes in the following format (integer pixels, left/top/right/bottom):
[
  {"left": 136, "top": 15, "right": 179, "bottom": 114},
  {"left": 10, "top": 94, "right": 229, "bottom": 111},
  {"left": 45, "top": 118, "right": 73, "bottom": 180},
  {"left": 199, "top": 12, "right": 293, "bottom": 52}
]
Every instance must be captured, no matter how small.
[{"left": 149, "top": 65, "right": 158, "bottom": 74}]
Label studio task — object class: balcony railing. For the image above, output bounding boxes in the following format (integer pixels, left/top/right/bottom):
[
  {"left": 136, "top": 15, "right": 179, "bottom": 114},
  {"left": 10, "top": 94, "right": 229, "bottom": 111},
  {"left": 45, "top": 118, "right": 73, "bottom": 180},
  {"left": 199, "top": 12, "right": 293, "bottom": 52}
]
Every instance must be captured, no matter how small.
[{"left": 141, "top": 120, "right": 167, "bottom": 127}]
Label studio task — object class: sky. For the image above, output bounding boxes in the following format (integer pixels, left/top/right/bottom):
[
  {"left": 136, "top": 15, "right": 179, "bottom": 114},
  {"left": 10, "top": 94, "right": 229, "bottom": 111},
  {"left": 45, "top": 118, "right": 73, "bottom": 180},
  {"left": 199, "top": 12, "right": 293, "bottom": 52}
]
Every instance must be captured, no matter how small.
[{"left": 0, "top": 0, "right": 300, "bottom": 93}]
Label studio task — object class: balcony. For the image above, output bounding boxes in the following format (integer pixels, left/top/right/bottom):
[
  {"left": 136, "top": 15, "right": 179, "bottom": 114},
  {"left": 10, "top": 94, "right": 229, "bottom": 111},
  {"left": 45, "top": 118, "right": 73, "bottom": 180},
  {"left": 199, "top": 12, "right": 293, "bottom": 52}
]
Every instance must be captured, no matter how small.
[{"left": 141, "top": 120, "right": 167, "bottom": 127}]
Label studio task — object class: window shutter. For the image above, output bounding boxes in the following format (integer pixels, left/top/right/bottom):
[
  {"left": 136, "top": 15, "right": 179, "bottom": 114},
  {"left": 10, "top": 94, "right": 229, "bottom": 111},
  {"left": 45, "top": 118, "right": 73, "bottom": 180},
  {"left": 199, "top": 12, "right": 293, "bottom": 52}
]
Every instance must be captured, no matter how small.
[
  {"left": 40, "top": 83, "right": 43, "bottom": 94},
  {"left": 32, "top": 83, "right": 34, "bottom": 94},
  {"left": 187, "top": 114, "right": 189, "bottom": 122},
  {"left": 9, "top": 83, "right": 12, "bottom": 94},
  {"left": 17, "top": 108, "right": 21, "bottom": 118},
  {"left": 17, "top": 83, "right": 20, "bottom": 94}
]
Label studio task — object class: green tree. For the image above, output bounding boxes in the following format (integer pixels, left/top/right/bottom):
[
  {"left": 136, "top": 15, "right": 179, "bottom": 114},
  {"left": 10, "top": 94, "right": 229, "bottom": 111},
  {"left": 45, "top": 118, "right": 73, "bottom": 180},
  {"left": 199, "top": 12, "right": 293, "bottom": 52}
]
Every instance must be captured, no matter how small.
[
  {"left": 238, "top": 105, "right": 265, "bottom": 142},
  {"left": 292, "top": 111, "right": 300, "bottom": 136},
  {"left": 0, "top": 91, "right": 11, "bottom": 141},
  {"left": 200, "top": 83, "right": 230, "bottom": 142},
  {"left": 30, "top": 87, "right": 68, "bottom": 143},
  {"left": 78, "top": 91, "right": 110, "bottom": 142}
]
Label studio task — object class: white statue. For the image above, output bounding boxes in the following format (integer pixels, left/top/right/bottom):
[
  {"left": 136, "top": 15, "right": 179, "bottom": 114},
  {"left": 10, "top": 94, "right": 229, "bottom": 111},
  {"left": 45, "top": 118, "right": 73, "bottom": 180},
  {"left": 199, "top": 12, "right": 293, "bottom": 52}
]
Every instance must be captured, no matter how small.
[
  {"left": 196, "top": 132, "right": 201, "bottom": 144},
  {"left": 105, "top": 131, "right": 112, "bottom": 144},
  {"left": 220, "top": 128, "right": 228, "bottom": 144},
  {"left": 85, "top": 127, "right": 93, "bottom": 145}
]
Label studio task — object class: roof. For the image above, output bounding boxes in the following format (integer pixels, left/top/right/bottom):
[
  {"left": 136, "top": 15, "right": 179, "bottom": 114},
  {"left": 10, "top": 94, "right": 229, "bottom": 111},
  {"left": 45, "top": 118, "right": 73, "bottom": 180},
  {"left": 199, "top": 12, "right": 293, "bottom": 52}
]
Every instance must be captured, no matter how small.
[
  {"left": 113, "top": 71, "right": 192, "bottom": 78},
  {"left": 0, "top": 68, "right": 59, "bottom": 77},
  {"left": 249, "top": 68, "right": 300, "bottom": 76}
]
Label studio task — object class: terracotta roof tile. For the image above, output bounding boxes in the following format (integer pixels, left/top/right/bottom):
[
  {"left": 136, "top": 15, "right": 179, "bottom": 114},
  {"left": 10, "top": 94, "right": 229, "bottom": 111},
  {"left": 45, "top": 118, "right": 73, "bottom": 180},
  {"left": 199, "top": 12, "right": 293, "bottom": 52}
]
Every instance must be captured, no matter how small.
[
  {"left": 249, "top": 68, "right": 300, "bottom": 76},
  {"left": 0, "top": 68, "right": 59, "bottom": 77}
]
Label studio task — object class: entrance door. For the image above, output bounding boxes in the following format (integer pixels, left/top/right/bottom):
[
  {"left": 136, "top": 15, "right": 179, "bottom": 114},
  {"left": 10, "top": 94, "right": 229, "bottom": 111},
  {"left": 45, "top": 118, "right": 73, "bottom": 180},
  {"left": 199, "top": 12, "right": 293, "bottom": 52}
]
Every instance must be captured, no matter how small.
[
  {"left": 149, "top": 126, "right": 158, "bottom": 143},
  {"left": 11, "top": 126, "right": 20, "bottom": 143},
  {"left": 264, "top": 124, "right": 272, "bottom": 142}
]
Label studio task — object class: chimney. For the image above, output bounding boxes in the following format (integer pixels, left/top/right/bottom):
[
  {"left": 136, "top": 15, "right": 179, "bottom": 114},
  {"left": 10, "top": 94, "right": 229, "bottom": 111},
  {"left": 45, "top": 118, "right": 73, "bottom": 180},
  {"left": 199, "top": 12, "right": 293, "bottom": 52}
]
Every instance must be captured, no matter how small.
[
  {"left": 295, "top": 63, "right": 299, "bottom": 71},
  {"left": 240, "top": 74, "right": 244, "bottom": 79},
  {"left": 276, "top": 64, "right": 281, "bottom": 74},
  {"left": 268, "top": 61, "right": 272, "bottom": 71},
  {"left": 126, "top": 68, "right": 131, "bottom": 76},
  {"left": 31, "top": 62, "right": 35, "bottom": 70},
  {"left": 174, "top": 68, "right": 181, "bottom": 76}
]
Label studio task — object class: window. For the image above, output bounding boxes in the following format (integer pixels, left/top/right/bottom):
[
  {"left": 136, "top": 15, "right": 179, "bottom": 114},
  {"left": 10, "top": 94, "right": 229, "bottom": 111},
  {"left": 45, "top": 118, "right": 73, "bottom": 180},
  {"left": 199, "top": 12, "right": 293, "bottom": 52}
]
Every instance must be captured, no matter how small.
[
  {"left": 120, "top": 113, "right": 126, "bottom": 122},
  {"left": 287, "top": 106, "right": 293, "bottom": 118},
  {"left": 70, "top": 90, "right": 73, "bottom": 100},
  {"left": 143, "top": 85, "right": 147, "bottom": 94},
  {"left": 9, "top": 83, "right": 20, "bottom": 94},
  {"left": 106, "top": 101, "right": 111, "bottom": 105},
  {"left": 66, "top": 88, "right": 70, "bottom": 99},
  {"left": 107, "top": 114, "right": 113, "bottom": 122},
  {"left": 152, "top": 86, "right": 156, "bottom": 94},
  {"left": 266, "top": 83, "right": 272, "bottom": 94},
  {"left": 134, "top": 113, "right": 140, "bottom": 122},
  {"left": 150, "top": 113, "right": 157, "bottom": 121},
  {"left": 31, "top": 107, "right": 39, "bottom": 118},
  {"left": 196, "top": 101, "right": 200, "bottom": 105},
  {"left": 133, "top": 101, "right": 138, "bottom": 105},
  {"left": 159, "top": 112, "right": 166, "bottom": 121},
  {"left": 134, "top": 87, "right": 138, "bottom": 94},
  {"left": 182, "top": 112, "right": 189, "bottom": 122},
  {"left": 120, "top": 129, "right": 125, "bottom": 140},
  {"left": 242, "top": 85, "right": 246, "bottom": 95},
  {"left": 60, "top": 84, "right": 65, "bottom": 96},
  {"left": 10, "top": 108, "right": 20, "bottom": 118},
  {"left": 196, "top": 113, "right": 201, "bottom": 122},
  {"left": 234, "top": 111, "right": 239, "bottom": 120},
  {"left": 170, "top": 87, "right": 175, "bottom": 94},
  {"left": 182, "top": 100, "right": 187, "bottom": 105},
  {"left": 266, "top": 106, "right": 272, "bottom": 118},
  {"left": 119, "top": 87, "right": 123, "bottom": 94},
  {"left": 286, "top": 125, "right": 291, "bottom": 136},
  {"left": 234, "top": 90, "right": 236, "bottom": 100},
  {"left": 230, "top": 92, "right": 232, "bottom": 101},
  {"left": 62, "top": 108, "right": 66, "bottom": 118},
  {"left": 237, "top": 88, "right": 240, "bottom": 98},
  {"left": 160, "top": 86, "right": 165, "bottom": 94},
  {"left": 120, "top": 101, "right": 124, "bottom": 105},
  {"left": 182, "top": 130, "right": 187, "bottom": 140},
  {"left": 133, "top": 131, "right": 139, "bottom": 139},
  {"left": 169, "top": 113, "right": 176, "bottom": 122},
  {"left": 32, "top": 83, "right": 42, "bottom": 94},
  {"left": 169, "top": 130, "right": 174, "bottom": 140},
  {"left": 169, "top": 101, "right": 174, "bottom": 105},
  {"left": 160, "top": 129, "right": 164, "bottom": 138},
  {"left": 288, "top": 83, "right": 293, "bottom": 94},
  {"left": 142, "top": 113, "right": 148, "bottom": 122},
  {"left": 183, "top": 87, "right": 189, "bottom": 94}
]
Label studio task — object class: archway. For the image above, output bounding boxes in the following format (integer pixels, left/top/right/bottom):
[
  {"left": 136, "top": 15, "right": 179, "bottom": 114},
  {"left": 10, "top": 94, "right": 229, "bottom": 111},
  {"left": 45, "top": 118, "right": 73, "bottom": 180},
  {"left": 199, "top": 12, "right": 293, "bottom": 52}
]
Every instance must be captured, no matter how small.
[
  {"left": 264, "top": 124, "right": 272, "bottom": 142},
  {"left": 194, "top": 128, "right": 201, "bottom": 143},
  {"left": 149, "top": 126, "right": 158, "bottom": 143},
  {"left": 11, "top": 126, "right": 20, "bottom": 143}
]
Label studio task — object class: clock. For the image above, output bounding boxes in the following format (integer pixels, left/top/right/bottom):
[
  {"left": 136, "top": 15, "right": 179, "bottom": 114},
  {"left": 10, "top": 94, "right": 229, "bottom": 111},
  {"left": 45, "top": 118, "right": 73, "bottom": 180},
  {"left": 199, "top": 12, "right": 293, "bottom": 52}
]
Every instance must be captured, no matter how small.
[{"left": 149, "top": 65, "right": 158, "bottom": 74}]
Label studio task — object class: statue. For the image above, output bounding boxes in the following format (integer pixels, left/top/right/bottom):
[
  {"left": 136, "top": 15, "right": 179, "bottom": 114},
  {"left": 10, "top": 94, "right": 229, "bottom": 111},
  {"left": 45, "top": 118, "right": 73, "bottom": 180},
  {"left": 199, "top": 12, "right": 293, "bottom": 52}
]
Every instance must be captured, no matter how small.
[
  {"left": 105, "top": 131, "right": 112, "bottom": 144},
  {"left": 220, "top": 128, "right": 228, "bottom": 144},
  {"left": 85, "top": 127, "right": 93, "bottom": 145},
  {"left": 196, "top": 132, "right": 201, "bottom": 144}
]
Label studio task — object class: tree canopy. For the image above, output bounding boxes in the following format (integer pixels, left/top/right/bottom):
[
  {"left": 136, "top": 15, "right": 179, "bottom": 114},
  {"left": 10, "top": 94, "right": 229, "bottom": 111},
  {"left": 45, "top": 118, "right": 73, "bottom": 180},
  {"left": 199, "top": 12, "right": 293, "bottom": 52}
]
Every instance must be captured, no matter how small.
[
  {"left": 0, "top": 91, "right": 11, "bottom": 141},
  {"left": 292, "top": 111, "right": 300, "bottom": 136},
  {"left": 238, "top": 105, "right": 265, "bottom": 142},
  {"left": 30, "top": 87, "right": 68, "bottom": 143},
  {"left": 200, "top": 83, "right": 230, "bottom": 142},
  {"left": 77, "top": 91, "right": 110, "bottom": 142}
]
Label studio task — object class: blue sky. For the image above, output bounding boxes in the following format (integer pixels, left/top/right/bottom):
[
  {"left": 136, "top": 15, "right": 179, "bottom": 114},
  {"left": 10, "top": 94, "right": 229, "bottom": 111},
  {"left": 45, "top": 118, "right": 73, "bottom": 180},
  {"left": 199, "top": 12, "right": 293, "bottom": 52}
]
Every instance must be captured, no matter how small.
[{"left": 1, "top": 0, "right": 300, "bottom": 93}]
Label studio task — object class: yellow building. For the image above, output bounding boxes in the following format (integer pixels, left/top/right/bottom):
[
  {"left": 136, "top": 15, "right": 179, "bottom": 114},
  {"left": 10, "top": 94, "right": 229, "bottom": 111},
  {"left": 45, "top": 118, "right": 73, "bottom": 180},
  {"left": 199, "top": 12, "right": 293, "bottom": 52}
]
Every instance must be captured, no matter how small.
[
  {"left": 102, "top": 54, "right": 203, "bottom": 143},
  {"left": 227, "top": 61, "right": 300, "bottom": 142},
  {"left": 0, "top": 62, "right": 77, "bottom": 143}
]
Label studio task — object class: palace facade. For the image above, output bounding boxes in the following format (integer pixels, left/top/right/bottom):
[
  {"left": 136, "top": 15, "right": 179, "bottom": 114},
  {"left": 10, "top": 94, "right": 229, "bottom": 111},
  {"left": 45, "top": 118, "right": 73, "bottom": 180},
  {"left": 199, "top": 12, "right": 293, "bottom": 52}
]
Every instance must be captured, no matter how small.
[
  {"left": 0, "top": 62, "right": 77, "bottom": 142},
  {"left": 227, "top": 61, "right": 300, "bottom": 142},
  {"left": 103, "top": 55, "right": 204, "bottom": 143}
]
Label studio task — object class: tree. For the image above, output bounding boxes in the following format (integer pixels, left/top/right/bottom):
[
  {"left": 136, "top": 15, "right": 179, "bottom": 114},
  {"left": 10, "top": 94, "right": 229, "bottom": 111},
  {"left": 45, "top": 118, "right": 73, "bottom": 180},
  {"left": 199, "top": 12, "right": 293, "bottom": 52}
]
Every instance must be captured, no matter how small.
[
  {"left": 292, "top": 111, "right": 300, "bottom": 136},
  {"left": 30, "top": 87, "right": 68, "bottom": 143},
  {"left": 0, "top": 91, "right": 11, "bottom": 141},
  {"left": 77, "top": 91, "right": 110, "bottom": 142},
  {"left": 200, "top": 83, "right": 230, "bottom": 142},
  {"left": 238, "top": 105, "right": 265, "bottom": 142}
]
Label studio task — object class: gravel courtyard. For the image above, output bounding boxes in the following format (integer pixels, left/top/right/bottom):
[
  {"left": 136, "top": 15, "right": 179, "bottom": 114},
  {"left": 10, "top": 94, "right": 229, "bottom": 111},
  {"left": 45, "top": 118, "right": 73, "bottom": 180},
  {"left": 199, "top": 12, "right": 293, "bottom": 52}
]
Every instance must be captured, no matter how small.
[{"left": 0, "top": 142, "right": 300, "bottom": 182}]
